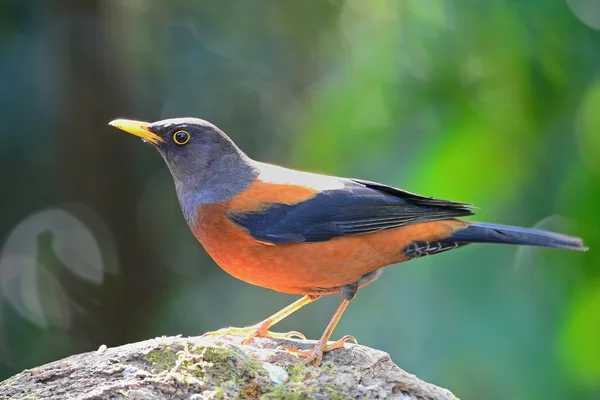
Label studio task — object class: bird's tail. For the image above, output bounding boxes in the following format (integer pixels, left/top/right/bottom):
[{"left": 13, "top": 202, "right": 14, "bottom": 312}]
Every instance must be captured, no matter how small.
[{"left": 448, "top": 222, "right": 588, "bottom": 251}]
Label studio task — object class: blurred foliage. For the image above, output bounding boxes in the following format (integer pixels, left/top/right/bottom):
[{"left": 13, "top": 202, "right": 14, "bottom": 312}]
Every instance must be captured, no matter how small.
[{"left": 0, "top": 0, "right": 599, "bottom": 399}]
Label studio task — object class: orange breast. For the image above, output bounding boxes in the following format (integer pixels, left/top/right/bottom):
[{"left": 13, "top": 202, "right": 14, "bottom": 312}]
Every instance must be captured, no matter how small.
[{"left": 191, "top": 179, "right": 467, "bottom": 295}]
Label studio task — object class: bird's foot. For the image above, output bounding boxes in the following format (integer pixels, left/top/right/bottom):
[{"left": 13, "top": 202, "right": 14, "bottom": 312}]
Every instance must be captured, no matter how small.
[
  {"left": 281, "top": 335, "right": 357, "bottom": 367},
  {"left": 202, "top": 322, "right": 306, "bottom": 345}
]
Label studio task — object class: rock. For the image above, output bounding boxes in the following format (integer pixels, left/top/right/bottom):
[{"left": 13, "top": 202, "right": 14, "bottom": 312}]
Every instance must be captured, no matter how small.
[{"left": 0, "top": 335, "right": 458, "bottom": 399}]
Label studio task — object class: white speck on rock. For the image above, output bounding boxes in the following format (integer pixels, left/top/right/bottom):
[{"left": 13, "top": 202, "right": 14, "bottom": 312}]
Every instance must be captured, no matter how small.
[
  {"left": 201, "top": 390, "right": 218, "bottom": 399},
  {"left": 96, "top": 344, "right": 107, "bottom": 354},
  {"left": 126, "top": 389, "right": 161, "bottom": 400},
  {"left": 262, "top": 362, "right": 288, "bottom": 383}
]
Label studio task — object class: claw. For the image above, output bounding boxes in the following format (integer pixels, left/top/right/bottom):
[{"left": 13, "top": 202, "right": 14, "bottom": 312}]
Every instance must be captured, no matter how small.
[
  {"left": 202, "top": 325, "right": 307, "bottom": 346},
  {"left": 334, "top": 335, "right": 357, "bottom": 346},
  {"left": 280, "top": 331, "right": 306, "bottom": 340},
  {"left": 280, "top": 335, "right": 357, "bottom": 367},
  {"left": 202, "top": 327, "right": 242, "bottom": 338}
]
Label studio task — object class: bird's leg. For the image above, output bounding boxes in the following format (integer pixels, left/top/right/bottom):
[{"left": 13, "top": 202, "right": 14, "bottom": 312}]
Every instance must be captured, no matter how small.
[
  {"left": 202, "top": 295, "right": 320, "bottom": 344},
  {"left": 282, "top": 284, "right": 358, "bottom": 367},
  {"left": 282, "top": 297, "right": 356, "bottom": 366}
]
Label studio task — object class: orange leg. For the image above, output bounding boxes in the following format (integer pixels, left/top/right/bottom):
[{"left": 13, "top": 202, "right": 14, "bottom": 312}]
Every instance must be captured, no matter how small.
[
  {"left": 283, "top": 297, "right": 357, "bottom": 367},
  {"left": 203, "top": 295, "right": 320, "bottom": 344}
]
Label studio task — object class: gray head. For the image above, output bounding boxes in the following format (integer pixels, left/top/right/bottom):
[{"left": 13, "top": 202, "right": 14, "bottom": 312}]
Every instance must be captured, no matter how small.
[{"left": 109, "top": 117, "right": 258, "bottom": 222}]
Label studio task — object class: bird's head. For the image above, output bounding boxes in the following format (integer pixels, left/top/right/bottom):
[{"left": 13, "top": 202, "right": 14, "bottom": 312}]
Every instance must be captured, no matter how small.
[
  {"left": 109, "top": 117, "right": 257, "bottom": 208},
  {"left": 109, "top": 117, "right": 249, "bottom": 181}
]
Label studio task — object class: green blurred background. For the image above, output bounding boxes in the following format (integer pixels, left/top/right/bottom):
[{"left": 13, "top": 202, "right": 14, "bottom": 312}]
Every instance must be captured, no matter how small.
[{"left": 1, "top": 0, "right": 599, "bottom": 398}]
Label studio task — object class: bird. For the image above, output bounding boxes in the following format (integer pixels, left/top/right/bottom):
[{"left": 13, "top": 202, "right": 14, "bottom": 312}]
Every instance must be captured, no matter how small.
[{"left": 109, "top": 117, "right": 588, "bottom": 366}]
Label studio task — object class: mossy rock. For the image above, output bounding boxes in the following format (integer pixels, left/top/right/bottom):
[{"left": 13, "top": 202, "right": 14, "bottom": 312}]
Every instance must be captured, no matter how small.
[{"left": 0, "top": 335, "right": 459, "bottom": 399}]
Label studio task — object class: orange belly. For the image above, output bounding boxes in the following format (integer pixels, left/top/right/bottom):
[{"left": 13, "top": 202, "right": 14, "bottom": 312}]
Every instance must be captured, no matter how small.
[{"left": 192, "top": 203, "right": 466, "bottom": 295}]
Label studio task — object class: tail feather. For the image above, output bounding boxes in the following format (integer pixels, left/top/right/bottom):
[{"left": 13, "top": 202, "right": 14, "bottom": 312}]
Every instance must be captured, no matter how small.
[{"left": 449, "top": 222, "right": 588, "bottom": 252}]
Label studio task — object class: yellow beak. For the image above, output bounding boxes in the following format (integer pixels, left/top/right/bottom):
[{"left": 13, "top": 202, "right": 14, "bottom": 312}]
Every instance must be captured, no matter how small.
[{"left": 108, "top": 119, "right": 164, "bottom": 144}]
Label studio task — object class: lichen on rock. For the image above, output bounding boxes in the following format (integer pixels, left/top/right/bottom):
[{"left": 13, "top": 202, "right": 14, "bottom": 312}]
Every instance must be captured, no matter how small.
[{"left": 0, "top": 335, "right": 459, "bottom": 399}]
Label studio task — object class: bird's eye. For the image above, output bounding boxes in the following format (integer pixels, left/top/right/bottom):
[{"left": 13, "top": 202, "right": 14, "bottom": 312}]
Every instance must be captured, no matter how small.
[{"left": 173, "top": 130, "right": 190, "bottom": 145}]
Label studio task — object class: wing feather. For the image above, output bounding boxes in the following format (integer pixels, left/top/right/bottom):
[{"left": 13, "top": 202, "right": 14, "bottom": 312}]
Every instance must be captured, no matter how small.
[{"left": 228, "top": 178, "right": 476, "bottom": 244}]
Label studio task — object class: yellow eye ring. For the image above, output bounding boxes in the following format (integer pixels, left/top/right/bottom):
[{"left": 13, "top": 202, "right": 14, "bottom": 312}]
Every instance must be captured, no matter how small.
[{"left": 173, "top": 130, "right": 190, "bottom": 145}]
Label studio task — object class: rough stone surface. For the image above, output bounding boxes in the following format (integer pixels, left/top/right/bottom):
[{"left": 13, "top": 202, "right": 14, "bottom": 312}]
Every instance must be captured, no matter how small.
[{"left": 0, "top": 335, "right": 459, "bottom": 399}]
